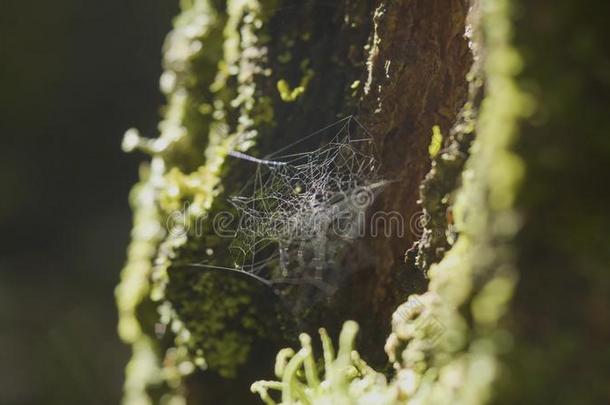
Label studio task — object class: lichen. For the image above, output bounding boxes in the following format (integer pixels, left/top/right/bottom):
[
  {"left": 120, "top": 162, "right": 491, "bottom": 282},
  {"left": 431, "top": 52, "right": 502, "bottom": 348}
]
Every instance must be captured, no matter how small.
[
  {"left": 427, "top": 126, "right": 443, "bottom": 159},
  {"left": 252, "top": 321, "right": 399, "bottom": 405},
  {"left": 146, "top": 0, "right": 282, "bottom": 383},
  {"left": 116, "top": 0, "right": 271, "bottom": 400},
  {"left": 276, "top": 67, "right": 314, "bottom": 102},
  {"left": 414, "top": 2, "right": 484, "bottom": 273}
]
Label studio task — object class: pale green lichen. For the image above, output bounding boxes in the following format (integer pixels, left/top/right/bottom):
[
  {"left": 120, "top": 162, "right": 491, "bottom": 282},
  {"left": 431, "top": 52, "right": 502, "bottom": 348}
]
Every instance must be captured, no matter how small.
[
  {"left": 118, "top": 0, "right": 285, "bottom": 400},
  {"left": 427, "top": 125, "right": 443, "bottom": 158},
  {"left": 149, "top": 0, "right": 282, "bottom": 380},
  {"left": 252, "top": 321, "right": 399, "bottom": 405},
  {"left": 116, "top": 0, "right": 238, "bottom": 401},
  {"left": 276, "top": 76, "right": 308, "bottom": 102},
  {"left": 276, "top": 68, "right": 314, "bottom": 102}
]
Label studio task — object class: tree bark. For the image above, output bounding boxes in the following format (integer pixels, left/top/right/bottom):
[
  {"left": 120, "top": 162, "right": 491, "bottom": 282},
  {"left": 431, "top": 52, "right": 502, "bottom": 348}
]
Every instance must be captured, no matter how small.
[{"left": 116, "top": 0, "right": 610, "bottom": 404}]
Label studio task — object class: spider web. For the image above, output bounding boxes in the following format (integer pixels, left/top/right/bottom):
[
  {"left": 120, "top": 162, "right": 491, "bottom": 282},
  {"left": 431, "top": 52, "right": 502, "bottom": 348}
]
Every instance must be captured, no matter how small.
[{"left": 227, "top": 116, "right": 385, "bottom": 288}]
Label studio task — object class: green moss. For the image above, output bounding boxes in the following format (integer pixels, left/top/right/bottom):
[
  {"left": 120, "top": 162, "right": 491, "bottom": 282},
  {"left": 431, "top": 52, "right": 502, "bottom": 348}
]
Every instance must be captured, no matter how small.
[
  {"left": 116, "top": 0, "right": 237, "bottom": 401},
  {"left": 252, "top": 321, "right": 398, "bottom": 405},
  {"left": 427, "top": 125, "right": 443, "bottom": 158},
  {"left": 276, "top": 68, "right": 313, "bottom": 102},
  {"left": 153, "top": 0, "right": 284, "bottom": 377},
  {"left": 415, "top": 91, "right": 480, "bottom": 272},
  {"left": 165, "top": 265, "right": 274, "bottom": 378},
  {"left": 116, "top": 165, "right": 170, "bottom": 405},
  {"left": 118, "top": 0, "right": 610, "bottom": 403}
]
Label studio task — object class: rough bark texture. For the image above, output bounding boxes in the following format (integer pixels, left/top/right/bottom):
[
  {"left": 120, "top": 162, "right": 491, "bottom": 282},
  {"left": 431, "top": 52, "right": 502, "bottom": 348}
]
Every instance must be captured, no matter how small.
[
  {"left": 116, "top": 0, "right": 610, "bottom": 404},
  {"left": 342, "top": 0, "right": 472, "bottom": 360}
]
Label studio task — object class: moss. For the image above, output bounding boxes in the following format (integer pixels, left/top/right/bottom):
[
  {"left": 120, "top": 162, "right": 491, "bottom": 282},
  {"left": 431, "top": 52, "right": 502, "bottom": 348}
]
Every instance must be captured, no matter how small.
[
  {"left": 118, "top": 0, "right": 610, "bottom": 403},
  {"left": 116, "top": 0, "right": 233, "bottom": 402},
  {"left": 164, "top": 264, "right": 278, "bottom": 378},
  {"left": 149, "top": 0, "right": 283, "bottom": 384},
  {"left": 276, "top": 67, "right": 314, "bottom": 102},
  {"left": 427, "top": 126, "right": 443, "bottom": 159},
  {"left": 116, "top": 165, "right": 170, "bottom": 405}
]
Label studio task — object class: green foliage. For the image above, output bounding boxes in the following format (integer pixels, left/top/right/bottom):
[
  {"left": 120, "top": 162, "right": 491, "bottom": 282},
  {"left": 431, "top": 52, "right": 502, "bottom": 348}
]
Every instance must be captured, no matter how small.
[
  {"left": 164, "top": 264, "right": 280, "bottom": 378},
  {"left": 276, "top": 67, "right": 314, "bottom": 102}
]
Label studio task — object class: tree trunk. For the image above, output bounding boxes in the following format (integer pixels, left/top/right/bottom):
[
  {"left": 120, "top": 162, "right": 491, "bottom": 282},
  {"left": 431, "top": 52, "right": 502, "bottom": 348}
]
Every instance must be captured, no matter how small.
[{"left": 116, "top": 0, "right": 610, "bottom": 404}]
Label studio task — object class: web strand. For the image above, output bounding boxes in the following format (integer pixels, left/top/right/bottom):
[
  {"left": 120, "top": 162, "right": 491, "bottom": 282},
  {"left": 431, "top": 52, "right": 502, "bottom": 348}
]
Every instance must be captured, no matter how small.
[{"left": 226, "top": 116, "right": 384, "bottom": 289}]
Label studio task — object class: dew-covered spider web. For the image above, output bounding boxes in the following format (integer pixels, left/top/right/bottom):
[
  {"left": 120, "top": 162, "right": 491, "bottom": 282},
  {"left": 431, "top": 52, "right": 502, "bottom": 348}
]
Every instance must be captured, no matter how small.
[{"left": 224, "top": 116, "right": 386, "bottom": 292}]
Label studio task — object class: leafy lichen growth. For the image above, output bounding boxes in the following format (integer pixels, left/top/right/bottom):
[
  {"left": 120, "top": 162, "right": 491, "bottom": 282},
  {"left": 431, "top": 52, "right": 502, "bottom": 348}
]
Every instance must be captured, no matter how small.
[
  {"left": 252, "top": 321, "right": 399, "bottom": 405},
  {"left": 148, "top": 0, "right": 284, "bottom": 383},
  {"left": 116, "top": 0, "right": 283, "bottom": 401}
]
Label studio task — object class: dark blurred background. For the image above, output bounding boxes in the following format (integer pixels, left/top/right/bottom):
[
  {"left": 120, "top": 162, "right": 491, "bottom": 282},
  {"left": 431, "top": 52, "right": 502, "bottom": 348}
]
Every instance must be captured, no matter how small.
[{"left": 0, "top": 1, "right": 178, "bottom": 403}]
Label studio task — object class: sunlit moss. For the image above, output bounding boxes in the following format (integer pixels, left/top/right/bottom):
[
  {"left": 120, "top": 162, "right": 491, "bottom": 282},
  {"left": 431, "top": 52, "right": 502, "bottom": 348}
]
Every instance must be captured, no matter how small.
[
  {"left": 428, "top": 125, "right": 443, "bottom": 158},
  {"left": 149, "top": 0, "right": 282, "bottom": 381},
  {"left": 118, "top": 0, "right": 284, "bottom": 401},
  {"left": 116, "top": 0, "right": 228, "bottom": 402},
  {"left": 276, "top": 69, "right": 314, "bottom": 102},
  {"left": 252, "top": 321, "right": 400, "bottom": 405}
]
